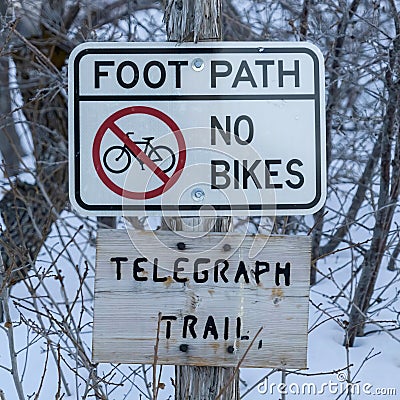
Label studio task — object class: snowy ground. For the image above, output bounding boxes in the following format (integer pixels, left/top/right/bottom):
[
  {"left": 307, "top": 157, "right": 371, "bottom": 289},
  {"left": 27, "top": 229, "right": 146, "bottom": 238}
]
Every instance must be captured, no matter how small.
[{"left": 1, "top": 212, "right": 399, "bottom": 399}]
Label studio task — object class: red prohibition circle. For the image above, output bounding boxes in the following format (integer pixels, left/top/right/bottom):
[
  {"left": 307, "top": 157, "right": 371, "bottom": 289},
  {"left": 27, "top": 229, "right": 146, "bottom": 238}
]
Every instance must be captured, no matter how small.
[{"left": 92, "top": 106, "right": 186, "bottom": 200}]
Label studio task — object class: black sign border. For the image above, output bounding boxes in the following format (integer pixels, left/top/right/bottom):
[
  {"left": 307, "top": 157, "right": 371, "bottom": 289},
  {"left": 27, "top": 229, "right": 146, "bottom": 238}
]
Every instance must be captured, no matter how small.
[{"left": 72, "top": 46, "right": 324, "bottom": 213}]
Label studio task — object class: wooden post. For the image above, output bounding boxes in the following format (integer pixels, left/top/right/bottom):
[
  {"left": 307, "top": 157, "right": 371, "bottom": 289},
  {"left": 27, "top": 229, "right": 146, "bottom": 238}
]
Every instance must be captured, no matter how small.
[
  {"left": 97, "top": 217, "right": 117, "bottom": 229},
  {"left": 161, "top": 218, "right": 239, "bottom": 400},
  {"left": 163, "top": 1, "right": 239, "bottom": 398}
]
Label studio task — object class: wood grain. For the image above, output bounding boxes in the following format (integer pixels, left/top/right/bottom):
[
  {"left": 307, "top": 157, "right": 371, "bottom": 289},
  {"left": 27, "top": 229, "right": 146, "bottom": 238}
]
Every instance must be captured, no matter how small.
[{"left": 93, "top": 229, "right": 311, "bottom": 368}]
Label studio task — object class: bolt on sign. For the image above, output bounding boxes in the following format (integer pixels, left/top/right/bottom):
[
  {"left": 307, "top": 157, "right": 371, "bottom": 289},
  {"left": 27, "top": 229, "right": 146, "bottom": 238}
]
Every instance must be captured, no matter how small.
[
  {"left": 93, "top": 230, "right": 311, "bottom": 368},
  {"left": 68, "top": 41, "right": 326, "bottom": 216}
]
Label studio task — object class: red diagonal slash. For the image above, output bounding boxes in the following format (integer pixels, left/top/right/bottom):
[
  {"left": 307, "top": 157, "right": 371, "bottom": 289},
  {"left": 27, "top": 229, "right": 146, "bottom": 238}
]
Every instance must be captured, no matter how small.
[
  {"left": 106, "top": 121, "right": 170, "bottom": 183},
  {"left": 92, "top": 106, "right": 185, "bottom": 200}
]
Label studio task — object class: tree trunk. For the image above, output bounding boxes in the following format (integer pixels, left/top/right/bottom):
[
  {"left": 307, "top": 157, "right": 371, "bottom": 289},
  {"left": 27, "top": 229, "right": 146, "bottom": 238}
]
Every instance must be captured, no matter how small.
[
  {"left": 0, "top": 2, "right": 69, "bottom": 284},
  {"left": 0, "top": 56, "right": 26, "bottom": 177},
  {"left": 310, "top": 0, "right": 361, "bottom": 285},
  {"left": 346, "top": 15, "right": 400, "bottom": 345},
  {"left": 162, "top": 218, "right": 239, "bottom": 400},
  {"left": 164, "top": 0, "right": 221, "bottom": 42}
]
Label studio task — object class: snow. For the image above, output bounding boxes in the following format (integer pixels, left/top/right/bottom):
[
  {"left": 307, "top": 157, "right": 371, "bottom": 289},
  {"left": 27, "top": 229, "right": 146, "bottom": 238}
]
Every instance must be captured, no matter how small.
[
  {"left": 1, "top": 212, "right": 399, "bottom": 399},
  {"left": 1, "top": 2, "right": 400, "bottom": 398}
]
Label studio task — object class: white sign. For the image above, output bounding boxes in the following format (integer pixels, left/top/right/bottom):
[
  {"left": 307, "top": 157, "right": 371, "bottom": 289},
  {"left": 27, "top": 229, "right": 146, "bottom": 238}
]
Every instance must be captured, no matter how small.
[
  {"left": 93, "top": 230, "right": 311, "bottom": 368},
  {"left": 69, "top": 42, "right": 326, "bottom": 216}
]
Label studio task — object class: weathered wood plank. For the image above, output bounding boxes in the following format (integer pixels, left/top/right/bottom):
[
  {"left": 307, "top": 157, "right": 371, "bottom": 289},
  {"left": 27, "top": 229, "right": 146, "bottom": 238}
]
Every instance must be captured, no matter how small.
[{"left": 93, "top": 229, "right": 310, "bottom": 368}]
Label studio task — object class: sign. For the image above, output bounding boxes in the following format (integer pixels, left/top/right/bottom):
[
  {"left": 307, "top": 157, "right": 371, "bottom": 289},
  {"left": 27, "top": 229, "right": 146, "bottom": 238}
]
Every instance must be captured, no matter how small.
[
  {"left": 69, "top": 42, "right": 326, "bottom": 216},
  {"left": 93, "top": 230, "right": 311, "bottom": 368},
  {"left": 92, "top": 106, "right": 186, "bottom": 199}
]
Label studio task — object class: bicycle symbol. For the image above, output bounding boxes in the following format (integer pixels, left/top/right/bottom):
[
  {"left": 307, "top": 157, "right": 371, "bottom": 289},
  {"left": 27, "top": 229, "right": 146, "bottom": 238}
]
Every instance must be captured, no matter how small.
[{"left": 103, "top": 132, "right": 176, "bottom": 174}]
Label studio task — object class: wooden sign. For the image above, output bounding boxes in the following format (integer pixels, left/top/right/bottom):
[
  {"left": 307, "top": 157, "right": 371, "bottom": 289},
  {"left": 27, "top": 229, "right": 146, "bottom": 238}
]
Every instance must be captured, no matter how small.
[{"left": 93, "top": 229, "right": 311, "bottom": 368}]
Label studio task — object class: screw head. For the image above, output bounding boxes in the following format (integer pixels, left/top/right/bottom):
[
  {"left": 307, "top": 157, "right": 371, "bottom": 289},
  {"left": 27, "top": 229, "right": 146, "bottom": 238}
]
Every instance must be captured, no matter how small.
[
  {"left": 191, "top": 188, "right": 205, "bottom": 202},
  {"left": 227, "top": 345, "right": 235, "bottom": 354},
  {"left": 192, "top": 58, "right": 205, "bottom": 71}
]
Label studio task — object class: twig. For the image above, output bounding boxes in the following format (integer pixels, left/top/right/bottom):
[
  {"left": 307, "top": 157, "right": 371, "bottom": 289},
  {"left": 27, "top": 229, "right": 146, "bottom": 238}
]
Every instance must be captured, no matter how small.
[
  {"left": 281, "top": 369, "right": 287, "bottom": 400},
  {"left": 14, "top": 287, "right": 72, "bottom": 397},
  {"left": 56, "top": 344, "right": 62, "bottom": 399},
  {"left": 241, "top": 369, "right": 278, "bottom": 398},
  {"left": 34, "top": 340, "right": 50, "bottom": 400},
  {"left": 2, "top": 280, "right": 25, "bottom": 399},
  {"left": 215, "top": 326, "right": 263, "bottom": 400},
  {"left": 142, "top": 364, "right": 153, "bottom": 399},
  {"left": 0, "top": 249, "right": 4, "bottom": 323},
  {"left": 314, "top": 239, "right": 371, "bottom": 261},
  {"left": 317, "top": 268, "right": 400, "bottom": 345},
  {"left": 156, "top": 365, "right": 163, "bottom": 400},
  {"left": 285, "top": 365, "right": 353, "bottom": 377},
  {"left": 309, "top": 299, "right": 346, "bottom": 330},
  {"left": 307, "top": 211, "right": 328, "bottom": 236},
  {"left": 152, "top": 312, "right": 162, "bottom": 400},
  {"left": 350, "top": 347, "right": 380, "bottom": 382},
  {"left": 308, "top": 313, "right": 345, "bottom": 334},
  {"left": 11, "top": 25, "right": 61, "bottom": 77},
  {"left": 299, "top": 0, "right": 310, "bottom": 40}
]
